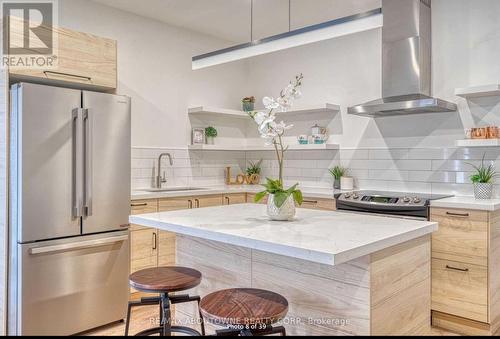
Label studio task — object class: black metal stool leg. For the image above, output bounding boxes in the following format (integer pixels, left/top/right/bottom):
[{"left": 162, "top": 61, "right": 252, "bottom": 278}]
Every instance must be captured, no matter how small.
[
  {"left": 125, "top": 302, "right": 133, "bottom": 336},
  {"left": 161, "top": 293, "right": 172, "bottom": 336}
]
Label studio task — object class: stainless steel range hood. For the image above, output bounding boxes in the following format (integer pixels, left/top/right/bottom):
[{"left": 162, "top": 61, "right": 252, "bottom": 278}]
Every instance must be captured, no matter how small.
[{"left": 348, "top": 0, "right": 457, "bottom": 117}]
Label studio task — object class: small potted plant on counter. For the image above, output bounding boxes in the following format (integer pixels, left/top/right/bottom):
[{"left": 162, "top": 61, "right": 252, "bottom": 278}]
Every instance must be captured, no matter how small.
[
  {"left": 205, "top": 126, "right": 218, "bottom": 145},
  {"left": 249, "top": 74, "right": 304, "bottom": 221},
  {"left": 329, "top": 166, "right": 347, "bottom": 190},
  {"left": 469, "top": 154, "right": 497, "bottom": 199},
  {"left": 246, "top": 159, "right": 263, "bottom": 185},
  {"left": 242, "top": 96, "right": 256, "bottom": 112}
]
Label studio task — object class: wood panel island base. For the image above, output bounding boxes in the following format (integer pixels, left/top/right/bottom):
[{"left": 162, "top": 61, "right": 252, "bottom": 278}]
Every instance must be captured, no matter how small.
[{"left": 130, "top": 204, "right": 437, "bottom": 336}]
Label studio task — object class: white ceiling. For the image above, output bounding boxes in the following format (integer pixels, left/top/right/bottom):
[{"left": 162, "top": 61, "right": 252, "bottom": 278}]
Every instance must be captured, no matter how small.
[{"left": 91, "top": 0, "right": 381, "bottom": 43}]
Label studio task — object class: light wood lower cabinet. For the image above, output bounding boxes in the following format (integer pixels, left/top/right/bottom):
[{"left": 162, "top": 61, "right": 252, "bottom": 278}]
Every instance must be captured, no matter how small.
[
  {"left": 432, "top": 258, "right": 488, "bottom": 323},
  {"left": 246, "top": 193, "right": 336, "bottom": 210},
  {"left": 300, "top": 197, "right": 336, "bottom": 211},
  {"left": 130, "top": 199, "right": 158, "bottom": 231},
  {"left": 430, "top": 207, "right": 500, "bottom": 335},
  {"left": 223, "top": 193, "right": 247, "bottom": 205}
]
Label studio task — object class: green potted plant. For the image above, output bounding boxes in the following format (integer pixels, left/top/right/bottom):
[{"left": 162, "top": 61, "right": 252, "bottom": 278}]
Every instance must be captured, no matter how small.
[
  {"left": 468, "top": 154, "right": 497, "bottom": 199},
  {"left": 248, "top": 74, "right": 304, "bottom": 221},
  {"left": 205, "top": 126, "right": 218, "bottom": 145},
  {"left": 242, "top": 96, "right": 256, "bottom": 112},
  {"left": 246, "top": 159, "right": 263, "bottom": 184},
  {"left": 329, "top": 166, "right": 347, "bottom": 190}
]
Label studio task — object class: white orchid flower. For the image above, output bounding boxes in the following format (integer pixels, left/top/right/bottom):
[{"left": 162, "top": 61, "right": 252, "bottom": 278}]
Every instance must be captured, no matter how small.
[
  {"left": 263, "top": 97, "right": 280, "bottom": 110},
  {"left": 253, "top": 111, "right": 267, "bottom": 125}
]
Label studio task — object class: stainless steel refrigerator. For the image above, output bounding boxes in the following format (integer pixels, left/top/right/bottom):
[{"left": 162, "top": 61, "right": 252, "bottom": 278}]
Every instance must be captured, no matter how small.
[{"left": 8, "top": 83, "right": 131, "bottom": 335}]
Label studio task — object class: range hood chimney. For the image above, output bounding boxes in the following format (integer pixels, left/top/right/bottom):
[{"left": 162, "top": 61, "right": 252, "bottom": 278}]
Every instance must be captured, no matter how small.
[{"left": 348, "top": 0, "right": 457, "bottom": 117}]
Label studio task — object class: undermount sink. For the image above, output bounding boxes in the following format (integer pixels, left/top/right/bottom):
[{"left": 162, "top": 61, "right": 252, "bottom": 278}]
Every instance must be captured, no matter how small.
[{"left": 141, "top": 187, "right": 208, "bottom": 193}]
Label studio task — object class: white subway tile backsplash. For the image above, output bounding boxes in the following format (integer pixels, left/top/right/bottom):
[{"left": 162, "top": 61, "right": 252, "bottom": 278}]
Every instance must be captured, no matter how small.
[
  {"left": 131, "top": 147, "right": 500, "bottom": 197},
  {"left": 369, "top": 149, "right": 409, "bottom": 160}
]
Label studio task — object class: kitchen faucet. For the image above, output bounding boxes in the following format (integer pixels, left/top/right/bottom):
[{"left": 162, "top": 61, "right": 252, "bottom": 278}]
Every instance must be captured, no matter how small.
[{"left": 156, "top": 153, "right": 173, "bottom": 188}]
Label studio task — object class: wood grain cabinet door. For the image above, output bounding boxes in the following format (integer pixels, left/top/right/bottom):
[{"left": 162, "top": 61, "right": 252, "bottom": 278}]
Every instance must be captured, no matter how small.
[
  {"left": 158, "top": 197, "right": 193, "bottom": 212},
  {"left": 130, "top": 199, "right": 158, "bottom": 231},
  {"left": 430, "top": 208, "right": 488, "bottom": 266},
  {"left": 130, "top": 229, "right": 158, "bottom": 273},
  {"left": 223, "top": 193, "right": 247, "bottom": 205},
  {"left": 432, "top": 258, "right": 488, "bottom": 323},
  {"left": 194, "top": 195, "right": 223, "bottom": 208},
  {"left": 300, "top": 198, "right": 336, "bottom": 211},
  {"left": 9, "top": 24, "right": 117, "bottom": 90}
]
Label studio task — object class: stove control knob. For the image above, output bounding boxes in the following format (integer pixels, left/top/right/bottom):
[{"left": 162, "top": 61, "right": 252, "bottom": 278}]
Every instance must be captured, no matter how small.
[
  {"left": 413, "top": 197, "right": 422, "bottom": 204},
  {"left": 344, "top": 193, "right": 351, "bottom": 199},
  {"left": 352, "top": 194, "right": 360, "bottom": 200},
  {"left": 403, "top": 197, "right": 412, "bottom": 203}
]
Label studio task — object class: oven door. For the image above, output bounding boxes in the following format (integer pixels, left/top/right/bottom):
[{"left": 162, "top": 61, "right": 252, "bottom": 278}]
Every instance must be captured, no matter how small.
[{"left": 336, "top": 200, "right": 429, "bottom": 220}]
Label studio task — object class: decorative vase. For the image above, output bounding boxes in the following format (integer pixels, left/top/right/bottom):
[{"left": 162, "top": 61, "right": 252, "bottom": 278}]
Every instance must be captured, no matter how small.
[
  {"left": 334, "top": 178, "right": 341, "bottom": 190},
  {"left": 474, "top": 183, "right": 493, "bottom": 199},
  {"left": 267, "top": 194, "right": 296, "bottom": 221},
  {"left": 242, "top": 102, "right": 254, "bottom": 112},
  {"left": 206, "top": 137, "right": 215, "bottom": 145}
]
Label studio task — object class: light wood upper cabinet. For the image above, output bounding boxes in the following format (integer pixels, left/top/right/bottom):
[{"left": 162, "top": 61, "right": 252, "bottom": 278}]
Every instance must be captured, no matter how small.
[{"left": 9, "top": 26, "right": 117, "bottom": 90}]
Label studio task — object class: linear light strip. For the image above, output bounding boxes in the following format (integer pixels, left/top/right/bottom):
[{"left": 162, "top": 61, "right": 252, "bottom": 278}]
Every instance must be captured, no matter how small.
[{"left": 192, "top": 8, "right": 382, "bottom": 70}]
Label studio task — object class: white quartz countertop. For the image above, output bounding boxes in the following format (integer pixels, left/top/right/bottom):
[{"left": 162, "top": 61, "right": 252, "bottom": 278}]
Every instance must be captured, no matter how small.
[
  {"left": 130, "top": 204, "right": 437, "bottom": 266},
  {"left": 131, "top": 185, "right": 343, "bottom": 200},
  {"left": 431, "top": 196, "right": 500, "bottom": 211}
]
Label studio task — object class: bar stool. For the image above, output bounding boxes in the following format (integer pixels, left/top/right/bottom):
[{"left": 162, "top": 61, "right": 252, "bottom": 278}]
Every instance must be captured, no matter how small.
[
  {"left": 199, "top": 288, "right": 288, "bottom": 336},
  {"left": 125, "top": 266, "right": 205, "bottom": 336}
]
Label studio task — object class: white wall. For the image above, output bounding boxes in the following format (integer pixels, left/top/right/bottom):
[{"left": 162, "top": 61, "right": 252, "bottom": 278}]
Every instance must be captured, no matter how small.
[
  {"left": 59, "top": 0, "right": 250, "bottom": 148},
  {"left": 246, "top": 0, "right": 500, "bottom": 149}
]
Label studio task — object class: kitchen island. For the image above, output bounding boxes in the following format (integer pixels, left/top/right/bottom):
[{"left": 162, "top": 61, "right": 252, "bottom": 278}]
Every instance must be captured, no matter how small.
[{"left": 130, "top": 204, "right": 437, "bottom": 336}]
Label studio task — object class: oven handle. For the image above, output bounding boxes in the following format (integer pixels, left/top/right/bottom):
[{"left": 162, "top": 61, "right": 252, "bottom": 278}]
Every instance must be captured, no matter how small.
[{"left": 336, "top": 199, "right": 427, "bottom": 211}]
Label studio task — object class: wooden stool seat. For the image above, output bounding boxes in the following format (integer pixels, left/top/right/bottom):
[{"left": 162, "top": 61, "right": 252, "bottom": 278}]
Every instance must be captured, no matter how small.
[
  {"left": 129, "top": 266, "right": 202, "bottom": 293},
  {"left": 200, "top": 288, "right": 289, "bottom": 327}
]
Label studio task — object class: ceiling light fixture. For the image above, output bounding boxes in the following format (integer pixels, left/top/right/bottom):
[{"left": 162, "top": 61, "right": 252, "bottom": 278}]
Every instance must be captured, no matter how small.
[{"left": 192, "top": 4, "right": 382, "bottom": 70}]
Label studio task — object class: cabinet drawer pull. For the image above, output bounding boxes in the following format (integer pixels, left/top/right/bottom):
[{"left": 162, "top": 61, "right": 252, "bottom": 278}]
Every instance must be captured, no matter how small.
[
  {"left": 44, "top": 70, "right": 92, "bottom": 81},
  {"left": 131, "top": 203, "right": 148, "bottom": 207},
  {"left": 152, "top": 232, "right": 157, "bottom": 250},
  {"left": 188, "top": 200, "right": 193, "bottom": 209},
  {"left": 446, "top": 265, "right": 469, "bottom": 272},
  {"left": 303, "top": 200, "right": 318, "bottom": 204},
  {"left": 446, "top": 212, "right": 470, "bottom": 217},
  {"left": 225, "top": 197, "right": 230, "bottom": 205}
]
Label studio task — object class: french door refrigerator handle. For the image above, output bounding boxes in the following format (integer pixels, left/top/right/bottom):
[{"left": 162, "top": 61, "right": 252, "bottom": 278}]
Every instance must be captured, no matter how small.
[
  {"left": 29, "top": 235, "right": 129, "bottom": 255},
  {"left": 72, "top": 108, "right": 84, "bottom": 219},
  {"left": 83, "top": 108, "right": 93, "bottom": 217}
]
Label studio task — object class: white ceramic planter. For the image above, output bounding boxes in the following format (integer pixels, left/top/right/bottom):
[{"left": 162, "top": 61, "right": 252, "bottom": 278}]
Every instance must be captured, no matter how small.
[
  {"left": 340, "top": 177, "right": 354, "bottom": 191},
  {"left": 474, "top": 183, "right": 493, "bottom": 199},
  {"left": 267, "top": 194, "right": 296, "bottom": 221}
]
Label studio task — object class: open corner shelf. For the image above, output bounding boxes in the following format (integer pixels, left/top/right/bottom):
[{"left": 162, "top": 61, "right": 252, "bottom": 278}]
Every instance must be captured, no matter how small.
[
  {"left": 455, "top": 139, "right": 500, "bottom": 148},
  {"left": 188, "top": 103, "right": 341, "bottom": 119},
  {"left": 188, "top": 143, "right": 340, "bottom": 151},
  {"left": 455, "top": 84, "right": 500, "bottom": 99}
]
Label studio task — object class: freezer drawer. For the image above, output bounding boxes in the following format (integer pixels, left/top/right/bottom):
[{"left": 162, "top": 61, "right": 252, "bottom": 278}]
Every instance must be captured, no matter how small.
[{"left": 10, "top": 231, "right": 129, "bottom": 335}]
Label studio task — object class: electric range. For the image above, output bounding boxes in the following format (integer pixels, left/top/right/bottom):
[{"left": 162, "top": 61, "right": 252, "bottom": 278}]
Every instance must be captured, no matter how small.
[{"left": 335, "top": 191, "right": 453, "bottom": 220}]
